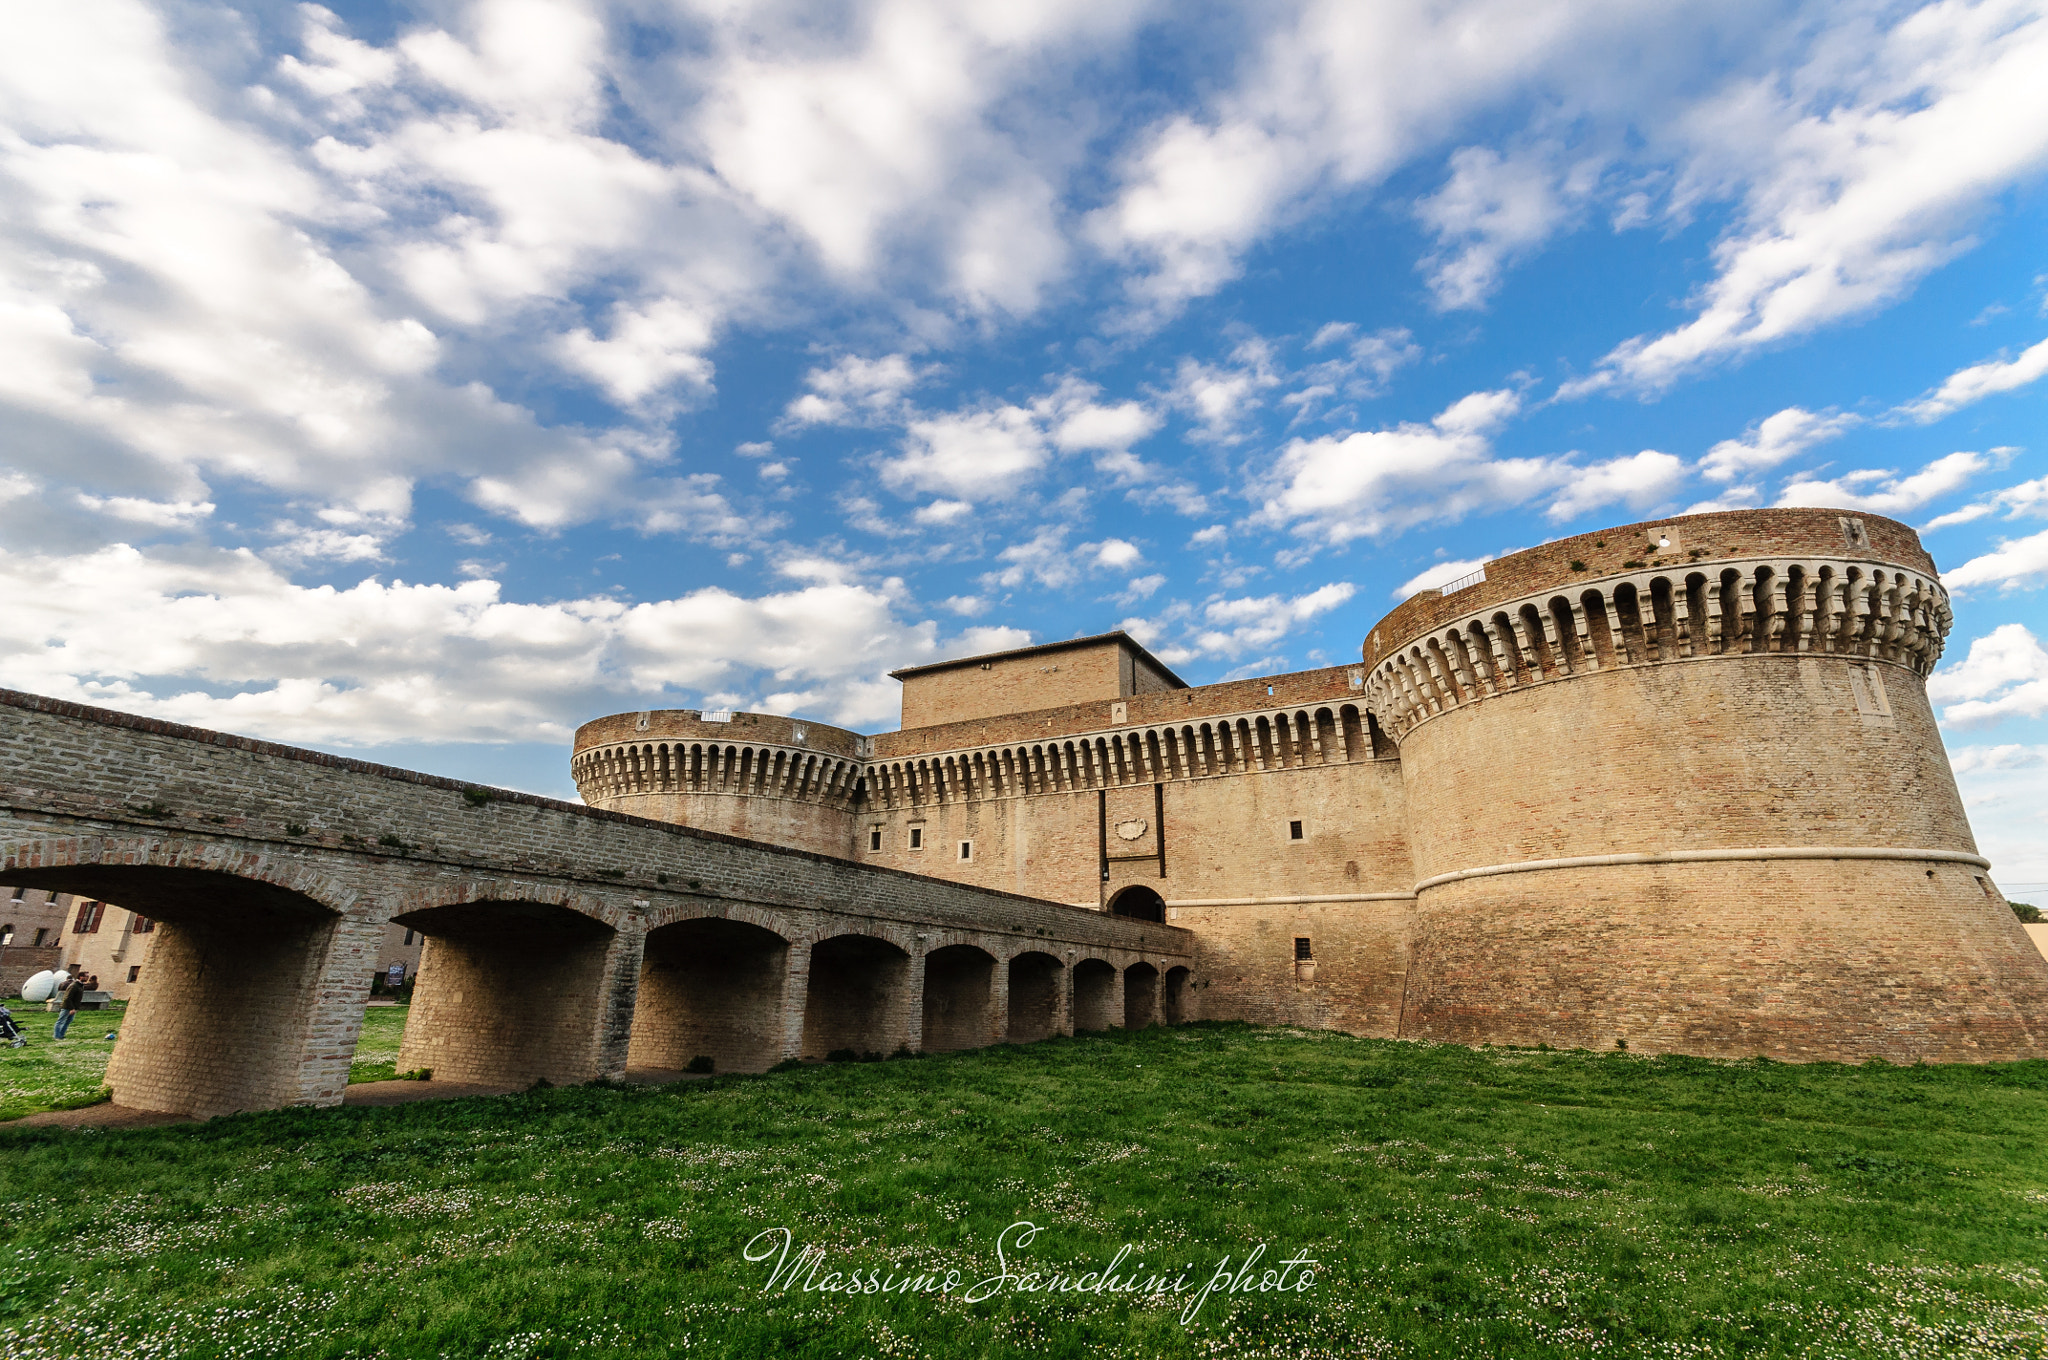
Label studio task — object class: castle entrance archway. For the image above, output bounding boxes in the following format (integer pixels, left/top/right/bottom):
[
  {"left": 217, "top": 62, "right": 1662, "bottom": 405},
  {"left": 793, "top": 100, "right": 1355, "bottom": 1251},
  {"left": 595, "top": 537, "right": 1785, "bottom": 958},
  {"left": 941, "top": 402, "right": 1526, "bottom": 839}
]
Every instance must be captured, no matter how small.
[
  {"left": 801, "top": 933, "right": 909, "bottom": 1059},
  {"left": 631, "top": 917, "right": 789, "bottom": 1074},
  {"left": 1108, "top": 886, "right": 1165, "bottom": 922},
  {"left": 921, "top": 944, "right": 995, "bottom": 1052}
]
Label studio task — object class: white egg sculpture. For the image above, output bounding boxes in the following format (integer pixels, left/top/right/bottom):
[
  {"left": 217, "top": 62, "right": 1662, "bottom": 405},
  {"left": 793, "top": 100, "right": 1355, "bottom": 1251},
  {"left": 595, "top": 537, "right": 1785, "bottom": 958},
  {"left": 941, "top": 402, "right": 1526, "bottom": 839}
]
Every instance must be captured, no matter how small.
[{"left": 20, "top": 970, "right": 58, "bottom": 1003}]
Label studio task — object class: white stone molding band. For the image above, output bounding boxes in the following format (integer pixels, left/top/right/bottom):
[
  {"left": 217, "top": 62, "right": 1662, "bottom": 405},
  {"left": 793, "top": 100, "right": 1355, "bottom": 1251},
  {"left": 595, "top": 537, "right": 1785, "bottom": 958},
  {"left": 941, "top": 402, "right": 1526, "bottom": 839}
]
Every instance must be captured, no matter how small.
[
  {"left": 1165, "top": 892, "right": 1418, "bottom": 907},
  {"left": 1413, "top": 845, "right": 1992, "bottom": 892}
]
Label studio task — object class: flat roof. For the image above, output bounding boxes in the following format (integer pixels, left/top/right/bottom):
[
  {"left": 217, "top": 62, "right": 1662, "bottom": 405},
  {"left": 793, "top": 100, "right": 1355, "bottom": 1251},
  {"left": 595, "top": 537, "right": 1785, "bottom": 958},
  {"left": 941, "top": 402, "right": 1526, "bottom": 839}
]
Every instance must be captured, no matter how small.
[{"left": 888, "top": 629, "right": 1190, "bottom": 688}]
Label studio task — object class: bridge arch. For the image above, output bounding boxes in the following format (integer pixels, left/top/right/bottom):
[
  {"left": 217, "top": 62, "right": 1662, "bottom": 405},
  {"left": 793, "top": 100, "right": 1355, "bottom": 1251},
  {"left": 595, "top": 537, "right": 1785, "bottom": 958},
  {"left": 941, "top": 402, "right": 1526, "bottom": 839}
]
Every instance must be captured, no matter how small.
[
  {"left": 0, "top": 835, "right": 363, "bottom": 1118},
  {"left": 631, "top": 917, "right": 791, "bottom": 1074},
  {"left": 922, "top": 943, "right": 997, "bottom": 1052},
  {"left": 1072, "top": 957, "right": 1119, "bottom": 1031},
  {"left": 1007, "top": 950, "right": 1063, "bottom": 1042},
  {"left": 802, "top": 932, "right": 911, "bottom": 1059},
  {"left": 1124, "top": 961, "right": 1160, "bottom": 1030},
  {"left": 393, "top": 899, "right": 624, "bottom": 1088}
]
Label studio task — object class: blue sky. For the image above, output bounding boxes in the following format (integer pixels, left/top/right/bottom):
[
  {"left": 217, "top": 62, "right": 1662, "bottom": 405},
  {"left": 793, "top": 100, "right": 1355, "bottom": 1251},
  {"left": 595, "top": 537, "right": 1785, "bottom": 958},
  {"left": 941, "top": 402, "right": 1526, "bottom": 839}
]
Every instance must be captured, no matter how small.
[{"left": 2, "top": 0, "right": 2045, "bottom": 889}]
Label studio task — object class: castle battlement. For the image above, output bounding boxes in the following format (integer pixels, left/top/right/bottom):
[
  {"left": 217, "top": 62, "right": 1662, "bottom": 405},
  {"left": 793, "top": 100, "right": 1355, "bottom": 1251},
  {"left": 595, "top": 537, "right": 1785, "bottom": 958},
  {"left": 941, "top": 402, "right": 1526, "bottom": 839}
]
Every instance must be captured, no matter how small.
[{"left": 571, "top": 508, "right": 2048, "bottom": 1063}]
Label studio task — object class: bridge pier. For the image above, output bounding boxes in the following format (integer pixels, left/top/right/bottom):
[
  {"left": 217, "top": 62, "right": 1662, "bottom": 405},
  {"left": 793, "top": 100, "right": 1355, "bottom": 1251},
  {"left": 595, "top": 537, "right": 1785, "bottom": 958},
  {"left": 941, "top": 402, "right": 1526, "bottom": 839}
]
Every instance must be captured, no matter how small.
[
  {"left": 109, "top": 909, "right": 378, "bottom": 1118},
  {"left": 1124, "top": 962, "right": 1160, "bottom": 1030},
  {"left": 921, "top": 944, "right": 996, "bottom": 1052},
  {"left": 630, "top": 919, "right": 790, "bottom": 1074},
  {"left": 397, "top": 902, "right": 625, "bottom": 1087},
  {"left": 1006, "top": 951, "right": 1062, "bottom": 1042},
  {"left": 801, "top": 933, "right": 912, "bottom": 1059},
  {"left": 1073, "top": 957, "right": 1119, "bottom": 1031},
  {"left": 1164, "top": 965, "right": 1193, "bottom": 1024}
]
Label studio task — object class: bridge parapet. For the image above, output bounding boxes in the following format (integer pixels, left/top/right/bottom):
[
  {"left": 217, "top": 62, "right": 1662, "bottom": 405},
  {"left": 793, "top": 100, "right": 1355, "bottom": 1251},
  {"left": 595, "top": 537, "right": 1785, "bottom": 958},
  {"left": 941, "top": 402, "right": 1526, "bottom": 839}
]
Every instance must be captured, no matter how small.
[{"left": 0, "top": 689, "right": 1194, "bottom": 1116}]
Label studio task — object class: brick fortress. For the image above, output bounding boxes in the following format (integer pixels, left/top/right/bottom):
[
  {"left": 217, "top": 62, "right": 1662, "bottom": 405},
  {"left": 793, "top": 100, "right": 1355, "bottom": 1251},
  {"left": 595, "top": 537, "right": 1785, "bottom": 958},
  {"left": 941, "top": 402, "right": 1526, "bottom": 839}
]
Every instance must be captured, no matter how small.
[{"left": 575, "top": 508, "right": 2048, "bottom": 1063}]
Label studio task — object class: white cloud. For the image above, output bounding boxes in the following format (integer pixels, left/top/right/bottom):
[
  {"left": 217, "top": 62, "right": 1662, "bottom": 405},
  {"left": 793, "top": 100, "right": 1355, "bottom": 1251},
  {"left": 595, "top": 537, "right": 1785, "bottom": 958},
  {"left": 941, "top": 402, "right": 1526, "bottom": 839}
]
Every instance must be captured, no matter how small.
[
  {"left": 0, "top": 541, "right": 1035, "bottom": 739},
  {"left": 1950, "top": 743, "right": 2046, "bottom": 776},
  {"left": 1190, "top": 582, "right": 1358, "bottom": 658},
  {"left": 1927, "top": 623, "right": 2048, "bottom": 726},
  {"left": 1257, "top": 388, "right": 1560, "bottom": 543},
  {"left": 1544, "top": 450, "right": 1686, "bottom": 522},
  {"left": 1093, "top": 0, "right": 1661, "bottom": 322},
  {"left": 780, "top": 353, "right": 935, "bottom": 428},
  {"left": 1775, "top": 450, "right": 1988, "bottom": 515},
  {"left": 1943, "top": 527, "right": 2048, "bottom": 593},
  {"left": 1700, "top": 407, "right": 1857, "bottom": 482},
  {"left": 1284, "top": 327, "right": 1422, "bottom": 424},
  {"left": 1094, "top": 539, "right": 1142, "bottom": 569},
  {"left": 1576, "top": 0, "right": 2048, "bottom": 391},
  {"left": 73, "top": 494, "right": 215, "bottom": 528},
  {"left": 882, "top": 404, "right": 1049, "bottom": 503},
  {"left": 1898, "top": 334, "right": 2048, "bottom": 422},
  {"left": 1924, "top": 475, "right": 2048, "bottom": 531},
  {"left": 556, "top": 298, "right": 716, "bottom": 410},
  {"left": 1169, "top": 340, "right": 1281, "bottom": 442},
  {"left": 1417, "top": 144, "right": 1595, "bottom": 310},
  {"left": 1393, "top": 557, "right": 1495, "bottom": 600}
]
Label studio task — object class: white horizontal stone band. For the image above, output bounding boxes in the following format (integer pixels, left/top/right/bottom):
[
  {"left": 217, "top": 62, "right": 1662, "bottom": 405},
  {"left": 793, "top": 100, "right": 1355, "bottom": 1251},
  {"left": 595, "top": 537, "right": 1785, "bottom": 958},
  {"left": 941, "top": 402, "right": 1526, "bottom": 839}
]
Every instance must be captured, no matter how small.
[
  {"left": 1414, "top": 845, "right": 1991, "bottom": 893},
  {"left": 1166, "top": 892, "right": 1418, "bottom": 907}
]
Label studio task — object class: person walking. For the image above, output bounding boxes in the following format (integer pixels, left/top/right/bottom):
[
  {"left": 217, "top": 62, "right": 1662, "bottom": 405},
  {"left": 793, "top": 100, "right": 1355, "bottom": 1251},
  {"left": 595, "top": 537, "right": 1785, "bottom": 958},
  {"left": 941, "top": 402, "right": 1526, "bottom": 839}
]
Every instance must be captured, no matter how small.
[{"left": 52, "top": 972, "right": 86, "bottom": 1040}]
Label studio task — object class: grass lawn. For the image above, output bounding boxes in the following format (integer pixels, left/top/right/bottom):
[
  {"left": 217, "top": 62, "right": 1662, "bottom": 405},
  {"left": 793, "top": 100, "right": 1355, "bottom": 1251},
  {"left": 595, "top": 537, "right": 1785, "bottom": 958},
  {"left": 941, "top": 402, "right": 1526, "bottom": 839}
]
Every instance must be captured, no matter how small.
[
  {"left": 0, "top": 1023, "right": 2044, "bottom": 1358},
  {"left": 0, "top": 1003, "right": 415, "bottom": 1120}
]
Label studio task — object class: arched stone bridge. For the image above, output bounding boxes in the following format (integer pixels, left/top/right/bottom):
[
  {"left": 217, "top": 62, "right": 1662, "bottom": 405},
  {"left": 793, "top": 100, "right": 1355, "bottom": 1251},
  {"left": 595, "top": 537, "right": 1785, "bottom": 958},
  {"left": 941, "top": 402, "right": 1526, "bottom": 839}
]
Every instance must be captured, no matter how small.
[{"left": 0, "top": 690, "right": 1195, "bottom": 1118}]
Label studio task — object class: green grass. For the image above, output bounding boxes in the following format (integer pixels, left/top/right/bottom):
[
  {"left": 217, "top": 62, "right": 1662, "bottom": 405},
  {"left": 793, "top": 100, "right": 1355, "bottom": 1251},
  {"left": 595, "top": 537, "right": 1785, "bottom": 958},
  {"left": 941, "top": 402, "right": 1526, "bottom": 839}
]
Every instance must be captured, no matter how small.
[
  {"left": 0, "top": 1001, "right": 122, "bottom": 1120},
  {"left": 0, "top": 1004, "right": 412, "bottom": 1119},
  {"left": 0, "top": 1024, "right": 2045, "bottom": 1358}
]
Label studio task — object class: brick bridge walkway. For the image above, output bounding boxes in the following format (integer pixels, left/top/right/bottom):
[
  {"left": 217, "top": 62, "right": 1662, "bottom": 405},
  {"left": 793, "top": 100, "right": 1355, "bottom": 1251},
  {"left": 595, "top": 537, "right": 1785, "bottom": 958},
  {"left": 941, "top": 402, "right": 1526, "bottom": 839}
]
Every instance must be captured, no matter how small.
[{"left": 0, "top": 690, "right": 1195, "bottom": 1118}]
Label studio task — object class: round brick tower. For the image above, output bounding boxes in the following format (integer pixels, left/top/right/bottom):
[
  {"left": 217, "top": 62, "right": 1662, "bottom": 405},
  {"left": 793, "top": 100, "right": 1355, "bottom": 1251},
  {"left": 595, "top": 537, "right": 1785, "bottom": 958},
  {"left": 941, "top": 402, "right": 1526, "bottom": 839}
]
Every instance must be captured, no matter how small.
[
  {"left": 572, "top": 710, "right": 866, "bottom": 858},
  {"left": 1362, "top": 507, "right": 2048, "bottom": 1062}
]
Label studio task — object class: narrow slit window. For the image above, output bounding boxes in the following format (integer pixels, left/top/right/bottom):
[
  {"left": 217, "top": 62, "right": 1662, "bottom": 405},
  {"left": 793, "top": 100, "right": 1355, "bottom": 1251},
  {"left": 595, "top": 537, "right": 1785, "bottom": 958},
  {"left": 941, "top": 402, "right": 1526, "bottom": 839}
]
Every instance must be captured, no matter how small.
[
  {"left": 959, "top": 840, "right": 973, "bottom": 861},
  {"left": 402, "top": 929, "right": 415, "bottom": 946},
  {"left": 1294, "top": 937, "right": 1313, "bottom": 961},
  {"left": 127, "top": 966, "right": 141, "bottom": 983},
  {"left": 909, "top": 827, "right": 923, "bottom": 850},
  {"left": 869, "top": 828, "right": 883, "bottom": 851},
  {"left": 1289, "top": 819, "right": 1304, "bottom": 840}
]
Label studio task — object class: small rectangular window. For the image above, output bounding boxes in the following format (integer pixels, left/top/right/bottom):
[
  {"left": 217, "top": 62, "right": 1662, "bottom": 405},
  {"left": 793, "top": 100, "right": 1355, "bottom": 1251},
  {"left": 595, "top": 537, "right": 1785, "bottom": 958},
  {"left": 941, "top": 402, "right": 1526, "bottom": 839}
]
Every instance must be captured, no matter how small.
[
  {"left": 73, "top": 901, "right": 104, "bottom": 934},
  {"left": 8, "top": 887, "right": 21, "bottom": 901},
  {"left": 1294, "top": 937, "right": 1313, "bottom": 961},
  {"left": 32, "top": 927, "right": 49, "bottom": 947},
  {"left": 132, "top": 917, "right": 155, "bottom": 934},
  {"left": 1288, "top": 820, "right": 1303, "bottom": 840},
  {"left": 909, "top": 827, "right": 923, "bottom": 850},
  {"left": 402, "top": 929, "right": 415, "bottom": 946},
  {"left": 959, "top": 840, "right": 973, "bottom": 861},
  {"left": 869, "top": 828, "right": 883, "bottom": 851},
  {"left": 127, "top": 966, "right": 141, "bottom": 983}
]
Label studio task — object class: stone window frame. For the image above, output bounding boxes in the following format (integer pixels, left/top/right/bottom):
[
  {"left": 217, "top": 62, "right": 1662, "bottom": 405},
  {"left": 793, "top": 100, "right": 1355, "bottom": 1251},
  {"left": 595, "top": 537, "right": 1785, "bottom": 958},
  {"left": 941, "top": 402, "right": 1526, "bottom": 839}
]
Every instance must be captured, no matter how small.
[
  {"left": 1288, "top": 819, "right": 1304, "bottom": 841},
  {"left": 908, "top": 826, "right": 924, "bottom": 851},
  {"left": 958, "top": 839, "right": 974, "bottom": 862}
]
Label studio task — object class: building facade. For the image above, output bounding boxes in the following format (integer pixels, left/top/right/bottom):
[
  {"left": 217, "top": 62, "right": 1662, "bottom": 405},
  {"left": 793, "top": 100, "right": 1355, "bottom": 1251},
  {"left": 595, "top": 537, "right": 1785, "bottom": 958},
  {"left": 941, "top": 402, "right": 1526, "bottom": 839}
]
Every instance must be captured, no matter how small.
[{"left": 579, "top": 508, "right": 2048, "bottom": 1062}]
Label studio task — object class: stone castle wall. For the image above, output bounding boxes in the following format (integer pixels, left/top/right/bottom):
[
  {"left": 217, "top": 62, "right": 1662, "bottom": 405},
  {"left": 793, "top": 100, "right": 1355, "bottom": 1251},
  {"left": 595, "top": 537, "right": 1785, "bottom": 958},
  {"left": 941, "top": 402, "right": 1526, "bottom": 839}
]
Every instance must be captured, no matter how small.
[{"left": 573, "top": 508, "right": 2048, "bottom": 1063}]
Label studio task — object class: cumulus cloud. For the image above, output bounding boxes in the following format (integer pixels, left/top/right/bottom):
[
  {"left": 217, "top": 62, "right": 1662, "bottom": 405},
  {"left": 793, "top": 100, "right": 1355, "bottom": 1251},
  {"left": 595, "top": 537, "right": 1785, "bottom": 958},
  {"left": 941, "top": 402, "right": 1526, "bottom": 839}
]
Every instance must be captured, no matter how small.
[
  {"left": 1897, "top": 334, "right": 2048, "bottom": 422},
  {"left": 882, "top": 404, "right": 1049, "bottom": 503},
  {"left": 1416, "top": 144, "right": 1596, "bottom": 310},
  {"left": 1574, "top": 0, "right": 2048, "bottom": 391},
  {"left": 1927, "top": 623, "right": 2048, "bottom": 726},
  {"left": 1393, "top": 556, "right": 1496, "bottom": 600},
  {"left": 1544, "top": 450, "right": 1686, "bottom": 522},
  {"left": 1775, "top": 451, "right": 1989, "bottom": 515},
  {"left": 981, "top": 526, "right": 1150, "bottom": 591},
  {"left": 0, "top": 541, "right": 1020, "bottom": 739},
  {"left": 779, "top": 353, "right": 936, "bottom": 428},
  {"left": 1700, "top": 408, "right": 1858, "bottom": 483},
  {"left": 1169, "top": 340, "right": 1282, "bottom": 443},
  {"left": 1924, "top": 475, "right": 2048, "bottom": 531},
  {"left": 1284, "top": 326, "right": 1422, "bottom": 425},
  {"left": 1189, "top": 583, "right": 1358, "bottom": 658},
  {"left": 1942, "top": 528, "right": 2048, "bottom": 593}
]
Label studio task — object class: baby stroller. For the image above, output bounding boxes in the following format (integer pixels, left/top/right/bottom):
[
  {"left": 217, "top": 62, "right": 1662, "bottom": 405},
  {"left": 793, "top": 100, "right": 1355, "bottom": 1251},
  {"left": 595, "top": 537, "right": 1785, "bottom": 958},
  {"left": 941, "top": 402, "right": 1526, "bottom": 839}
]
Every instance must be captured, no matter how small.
[{"left": 0, "top": 1005, "right": 23, "bottom": 1048}]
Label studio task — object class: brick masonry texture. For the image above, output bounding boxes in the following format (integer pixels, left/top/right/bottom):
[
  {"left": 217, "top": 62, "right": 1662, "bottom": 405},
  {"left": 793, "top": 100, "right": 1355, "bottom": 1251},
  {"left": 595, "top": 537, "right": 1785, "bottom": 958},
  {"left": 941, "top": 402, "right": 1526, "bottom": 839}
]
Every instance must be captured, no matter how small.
[
  {"left": 0, "top": 689, "right": 1193, "bottom": 1116},
  {"left": 575, "top": 508, "right": 2048, "bottom": 1065}
]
